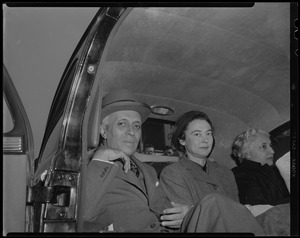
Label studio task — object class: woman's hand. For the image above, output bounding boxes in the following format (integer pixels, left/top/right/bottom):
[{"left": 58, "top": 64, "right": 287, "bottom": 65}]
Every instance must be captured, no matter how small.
[
  {"left": 92, "top": 148, "right": 131, "bottom": 173},
  {"left": 160, "top": 202, "right": 192, "bottom": 228}
]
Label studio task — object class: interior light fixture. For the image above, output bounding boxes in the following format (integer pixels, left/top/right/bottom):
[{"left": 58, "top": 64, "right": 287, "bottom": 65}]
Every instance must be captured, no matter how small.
[{"left": 150, "top": 105, "right": 174, "bottom": 116}]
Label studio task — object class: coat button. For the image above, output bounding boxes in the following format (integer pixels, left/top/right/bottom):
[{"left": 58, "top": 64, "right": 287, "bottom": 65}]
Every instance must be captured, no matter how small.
[{"left": 150, "top": 223, "right": 156, "bottom": 228}]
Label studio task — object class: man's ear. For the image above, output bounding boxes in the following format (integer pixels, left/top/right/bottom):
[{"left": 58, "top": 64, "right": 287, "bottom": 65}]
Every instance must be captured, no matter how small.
[
  {"left": 179, "top": 138, "right": 185, "bottom": 146},
  {"left": 100, "top": 124, "right": 107, "bottom": 139}
]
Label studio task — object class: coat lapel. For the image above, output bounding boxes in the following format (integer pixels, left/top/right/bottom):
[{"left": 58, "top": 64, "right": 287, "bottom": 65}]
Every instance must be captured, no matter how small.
[
  {"left": 114, "top": 156, "right": 160, "bottom": 200},
  {"left": 180, "top": 155, "right": 219, "bottom": 186},
  {"left": 115, "top": 156, "right": 169, "bottom": 216},
  {"left": 131, "top": 156, "right": 157, "bottom": 197},
  {"left": 131, "top": 156, "right": 167, "bottom": 215},
  {"left": 114, "top": 159, "right": 147, "bottom": 197}
]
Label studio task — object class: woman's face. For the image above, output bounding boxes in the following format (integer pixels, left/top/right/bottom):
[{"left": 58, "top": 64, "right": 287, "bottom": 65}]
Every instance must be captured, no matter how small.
[
  {"left": 180, "top": 119, "right": 213, "bottom": 160},
  {"left": 248, "top": 133, "right": 274, "bottom": 166}
]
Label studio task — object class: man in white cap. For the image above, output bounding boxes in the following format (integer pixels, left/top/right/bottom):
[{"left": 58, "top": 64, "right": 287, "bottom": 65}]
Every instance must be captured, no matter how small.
[
  {"left": 82, "top": 89, "right": 188, "bottom": 232},
  {"left": 82, "top": 89, "right": 265, "bottom": 234}
]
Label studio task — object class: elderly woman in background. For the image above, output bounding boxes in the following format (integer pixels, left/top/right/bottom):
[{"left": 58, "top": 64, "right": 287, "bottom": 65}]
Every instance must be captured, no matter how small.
[
  {"left": 231, "top": 128, "right": 291, "bottom": 236},
  {"left": 231, "top": 128, "right": 290, "bottom": 206}
]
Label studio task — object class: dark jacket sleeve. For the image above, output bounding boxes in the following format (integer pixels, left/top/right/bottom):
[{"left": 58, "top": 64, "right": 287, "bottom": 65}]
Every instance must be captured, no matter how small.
[
  {"left": 232, "top": 168, "right": 269, "bottom": 205},
  {"left": 232, "top": 164, "right": 290, "bottom": 205}
]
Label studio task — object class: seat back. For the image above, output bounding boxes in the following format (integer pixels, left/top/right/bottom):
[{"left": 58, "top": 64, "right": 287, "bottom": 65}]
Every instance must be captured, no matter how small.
[{"left": 134, "top": 153, "right": 179, "bottom": 177}]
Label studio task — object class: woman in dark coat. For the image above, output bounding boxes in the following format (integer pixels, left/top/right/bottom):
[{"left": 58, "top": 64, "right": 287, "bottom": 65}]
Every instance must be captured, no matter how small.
[{"left": 231, "top": 128, "right": 290, "bottom": 206}]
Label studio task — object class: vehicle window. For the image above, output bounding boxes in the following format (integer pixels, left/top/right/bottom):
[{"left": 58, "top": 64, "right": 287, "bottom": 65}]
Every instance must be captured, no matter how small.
[
  {"left": 142, "top": 118, "right": 174, "bottom": 153},
  {"left": 34, "top": 116, "right": 63, "bottom": 173},
  {"left": 38, "top": 60, "right": 78, "bottom": 158},
  {"left": 270, "top": 121, "right": 290, "bottom": 161},
  {"left": 3, "top": 96, "right": 14, "bottom": 133}
]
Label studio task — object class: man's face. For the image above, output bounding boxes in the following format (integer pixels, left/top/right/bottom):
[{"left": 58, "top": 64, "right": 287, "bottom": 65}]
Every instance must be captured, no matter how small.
[
  {"left": 164, "top": 149, "right": 174, "bottom": 156},
  {"left": 145, "top": 147, "right": 155, "bottom": 155},
  {"left": 103, "top": 110, "right": 142, "bottom": 156}
]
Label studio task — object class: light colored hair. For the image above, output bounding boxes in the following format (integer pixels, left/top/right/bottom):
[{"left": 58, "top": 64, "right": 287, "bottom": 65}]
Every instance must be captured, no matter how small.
[
  {"left": 99, "top": 115, "right": 111, "bottom": 145},
  {"left": 232, "top": 128, "right": 270, "bottom": 163},
  {"left": 101, "top": 115, "right": 110, "bottom": 128}
]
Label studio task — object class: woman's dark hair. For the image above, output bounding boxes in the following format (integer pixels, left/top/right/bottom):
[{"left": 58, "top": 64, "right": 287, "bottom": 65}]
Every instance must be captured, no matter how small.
[{"left": 171, "top": 111, "right": 214, "bottom": 153}]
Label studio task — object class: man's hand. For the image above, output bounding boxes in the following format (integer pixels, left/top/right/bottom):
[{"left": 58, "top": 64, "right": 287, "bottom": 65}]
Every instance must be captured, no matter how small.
[
  {"left": 160, "top": 202, "right": 191, "bottom": 228},
  {"left": 92, "top": 148, "right": 131, "bottom": 173}
]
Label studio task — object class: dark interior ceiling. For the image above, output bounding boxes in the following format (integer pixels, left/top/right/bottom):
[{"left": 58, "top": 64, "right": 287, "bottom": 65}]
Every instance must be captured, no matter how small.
[{"left": 99, "top": 3, "right": 291, "bottom": 167}]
